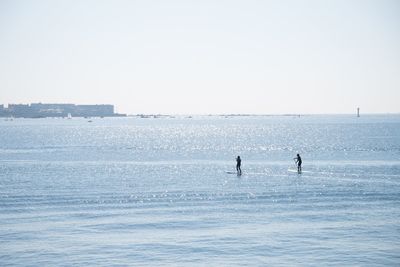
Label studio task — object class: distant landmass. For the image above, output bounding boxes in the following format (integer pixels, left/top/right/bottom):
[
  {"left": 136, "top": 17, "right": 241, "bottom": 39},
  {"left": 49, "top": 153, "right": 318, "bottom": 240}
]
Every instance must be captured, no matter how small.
[{"left": 0, "top": 103, "right": 126, "bottom": 118}]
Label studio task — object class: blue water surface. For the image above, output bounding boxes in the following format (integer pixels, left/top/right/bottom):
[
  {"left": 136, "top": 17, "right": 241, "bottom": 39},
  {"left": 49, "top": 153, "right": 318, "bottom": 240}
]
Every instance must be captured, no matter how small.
[{"left": 0, "top": 115, "right": 399, "bottom": 266}]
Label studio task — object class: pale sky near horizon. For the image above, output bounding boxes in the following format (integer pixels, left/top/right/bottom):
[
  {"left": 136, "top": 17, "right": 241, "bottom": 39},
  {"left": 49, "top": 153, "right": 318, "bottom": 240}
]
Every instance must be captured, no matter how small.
[{"left": 0, "top": 0, "right": 399, "bottom": 114}]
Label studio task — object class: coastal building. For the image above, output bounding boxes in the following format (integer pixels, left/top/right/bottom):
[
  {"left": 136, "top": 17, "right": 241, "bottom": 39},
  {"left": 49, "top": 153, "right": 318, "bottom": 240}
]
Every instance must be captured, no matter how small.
[
  {"left": 0, "top": 104, "right": 8, "bottom": 117},
  {"left": 74, "top": 104, "right": 114, "bottom": 117},
  {"left": 0, "top": 103, "right": 125, "bottom": 118}
]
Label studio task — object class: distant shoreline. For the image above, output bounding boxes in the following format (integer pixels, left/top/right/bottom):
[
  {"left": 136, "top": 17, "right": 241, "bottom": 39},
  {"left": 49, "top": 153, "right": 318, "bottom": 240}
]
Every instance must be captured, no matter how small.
[
  {"left": 127, "top": 113, "right": 400, "bottom": 117},
  {"left": 3, "top": 113, "right": 399, "bottom": 119},
  {"left": 1, "top": 112, "right": 399, "bottom": 119}
]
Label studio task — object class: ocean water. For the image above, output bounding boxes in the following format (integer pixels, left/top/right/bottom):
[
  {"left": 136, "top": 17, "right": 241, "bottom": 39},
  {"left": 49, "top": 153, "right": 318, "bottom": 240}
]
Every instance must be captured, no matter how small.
[{"left": 0, "top": 115, "right": 399, "bottom": 266}]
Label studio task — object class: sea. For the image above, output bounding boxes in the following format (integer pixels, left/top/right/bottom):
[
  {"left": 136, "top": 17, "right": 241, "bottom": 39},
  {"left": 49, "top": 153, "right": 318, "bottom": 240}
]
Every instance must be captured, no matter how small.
[{"left": 0, "top": 115, "right": 399, "bottom": 266}]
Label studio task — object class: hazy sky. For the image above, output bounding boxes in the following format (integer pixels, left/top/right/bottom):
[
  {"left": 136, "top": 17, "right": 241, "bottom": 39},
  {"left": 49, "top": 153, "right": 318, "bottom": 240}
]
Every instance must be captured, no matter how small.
[{"left": 0, "top": 0, "right": 399, "bottom": 114}]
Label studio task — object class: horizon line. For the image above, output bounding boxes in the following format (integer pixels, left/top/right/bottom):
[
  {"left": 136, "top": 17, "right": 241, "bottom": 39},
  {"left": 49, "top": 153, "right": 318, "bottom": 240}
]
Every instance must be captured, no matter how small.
[
  {"left": 127, "top": 112, "right": 400, "bottom": 116},
  {"left": 1, "top": 103, "right": 398, "bottom": 116}
]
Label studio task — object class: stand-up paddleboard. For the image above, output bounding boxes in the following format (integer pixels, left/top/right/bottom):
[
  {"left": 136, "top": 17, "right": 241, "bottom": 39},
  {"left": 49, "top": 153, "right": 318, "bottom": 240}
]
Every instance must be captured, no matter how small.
[
  {"left": 226, "top": 171, "right": 242, "bottom": 176},
  {"left": 288, "top": 168, "right": 301, "bottom": 173},
  {"left": 288, "top": 168, "right": 312, "bottom": 174}
]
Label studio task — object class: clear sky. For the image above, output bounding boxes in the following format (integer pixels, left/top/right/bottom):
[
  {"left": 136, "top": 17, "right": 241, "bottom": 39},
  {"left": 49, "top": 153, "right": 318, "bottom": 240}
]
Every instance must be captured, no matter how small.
[{"left": 0, "top": 0, "right": 399, "bottom": 114}]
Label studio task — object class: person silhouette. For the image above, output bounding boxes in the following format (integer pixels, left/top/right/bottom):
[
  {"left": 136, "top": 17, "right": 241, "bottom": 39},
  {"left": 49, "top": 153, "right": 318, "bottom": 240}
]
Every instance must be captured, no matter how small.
[
  {"left": 236, "top": 156, "right": 242, "bottom": 175},
  {"left": 294, "top": 154, "right": 302, "bottom": 172}
]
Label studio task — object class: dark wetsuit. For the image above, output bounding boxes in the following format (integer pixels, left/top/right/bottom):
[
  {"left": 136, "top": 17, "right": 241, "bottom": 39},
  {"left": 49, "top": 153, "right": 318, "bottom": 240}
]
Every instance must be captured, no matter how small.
[
  {"left": 236, "top": 156, "right": 242, "bottom": 174},
  {"left": 296, "top": 155, "right": 302, "bottom": 172}
]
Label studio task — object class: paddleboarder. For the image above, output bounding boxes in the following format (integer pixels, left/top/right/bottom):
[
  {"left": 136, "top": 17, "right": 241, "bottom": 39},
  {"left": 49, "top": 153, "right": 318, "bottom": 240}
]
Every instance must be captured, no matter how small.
[
  {"left": 294, "top": 154, "right": 302, "bottom": 172},
  {"left": 236, "top": 156, "right": 242, "bottom": 175}
]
